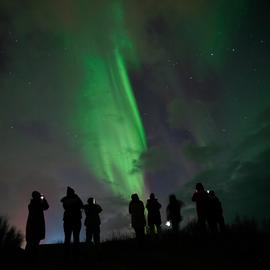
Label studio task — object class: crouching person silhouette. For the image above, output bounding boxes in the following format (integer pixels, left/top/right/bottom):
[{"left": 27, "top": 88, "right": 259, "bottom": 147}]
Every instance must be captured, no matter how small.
[
  {"left": 61, "top": 186, "right": 83, "bottom": 259},
  {"left": 25, "top": 191, "right": 49, "bottom": 264},
  {"left": 84, "top": 197, "right": 102, "bottom": 247}
]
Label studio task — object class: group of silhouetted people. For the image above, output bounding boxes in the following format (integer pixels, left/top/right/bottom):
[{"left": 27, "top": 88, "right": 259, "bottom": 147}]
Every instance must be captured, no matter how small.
[
  {"left": 25, "top": 187, "right": 102, "bottom": 263},
  {"left": 25, "top": 183, "right": 225, "bottom": 263},
  {"left": 60, "top": 187, "right": 103, "bottom": 259},
  {"left": 128, "top": 193, "right": 184, "bottom": 246},
  {"left": 192, "top": 183, "right": 225, "bottom": 234}
]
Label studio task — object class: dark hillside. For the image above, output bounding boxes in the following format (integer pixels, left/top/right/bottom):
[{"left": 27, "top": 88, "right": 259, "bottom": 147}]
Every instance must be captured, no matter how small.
[{"left": 6, "top": 230, "right": 268, "bottom": 270}]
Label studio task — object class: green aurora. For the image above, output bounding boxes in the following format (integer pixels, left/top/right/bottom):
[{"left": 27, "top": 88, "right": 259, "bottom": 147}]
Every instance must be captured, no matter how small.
[
  {"left": 0, "top": 0, "right": 269, "bottom": 243},
  {"left": 70, "top": 1, "right": 147, "bottom": 199}
]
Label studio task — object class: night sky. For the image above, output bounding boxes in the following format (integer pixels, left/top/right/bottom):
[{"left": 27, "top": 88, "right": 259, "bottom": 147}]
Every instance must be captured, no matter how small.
[{"left": 1, "top": 0, "right": 269, "bottom": 243}]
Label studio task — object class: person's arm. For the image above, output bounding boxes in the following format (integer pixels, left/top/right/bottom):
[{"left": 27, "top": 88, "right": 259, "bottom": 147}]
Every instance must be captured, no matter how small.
[
  {"left": 28, "top": 202, "right": 32, "bottom": 211},
  {"left": 80, "top": 198, "right": 84, "bottom": 209},
  {"left": 97, "top": 205, "right": 102, "bottom": 213},
  {"left": 146, "top": 200, "right": 149, "bottom": 210},
  {"left": 192, "top": 192, "right": 197, "bottom": 202},
  {"left": 42, "top": 198, "right": 49, "bottom": 210},
  {"left": 129, "top": 202, "right": 132, "bottom": 214},
  {"left": 218, "top": 199, "right": 223, "bottom": 214},
  {"left": 61, "top": 197, "right": 67, "bottom": 210},
  {"left": 141, "top": 201, "right": 145, "bottom": 212},
  {"left": 76, "top": 196, "right": 84, "bottom": 209}
]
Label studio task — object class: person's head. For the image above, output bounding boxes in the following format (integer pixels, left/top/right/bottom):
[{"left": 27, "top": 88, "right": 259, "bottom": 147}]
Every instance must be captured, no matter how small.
[
  {"left": 196, "top": 182, "right": 204, "bottom": 191},
  {"left": 169, "top": 194, "right": 177, "bottom": 204},
  {"left": 87, "top": 197, "right": 95, "bottom": 204},
  {"left": 131, "top": 193, "right": 139, "bottom": 201},
  {"left": 67, "top": 186, "right": 75, "bottom": 196},
  {"left": 150, "top": 193, "right": 155, "bottom": 200},
  {"left": 32, "top": 191, "right": 41, "bottom": 200}
]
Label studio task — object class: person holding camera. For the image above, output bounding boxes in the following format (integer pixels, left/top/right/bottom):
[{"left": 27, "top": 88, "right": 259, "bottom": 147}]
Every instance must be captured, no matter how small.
[
  {"left": 25, "top": 191, "right": 49, "bottom": 263},
  {"left": 84, "top": 197, "right": 102, "bottom": 247}
]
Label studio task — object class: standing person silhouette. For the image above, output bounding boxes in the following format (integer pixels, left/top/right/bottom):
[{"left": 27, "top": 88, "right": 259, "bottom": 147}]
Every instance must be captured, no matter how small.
[
  {"left": 25, "top": 191, "right": 49, "bottom": 264},
  {"left": 60, "top": 186, "right": 83, "bottom": 259},
  {"left": 146, "top": 193, "right": 162, "bottom": 237},
  {"left": 84, "top": 197, "right": 102, "bottom": 247},
  {"left": 192, "top": 183, "right": 209, "bottom": 233},
  {"left": 129, "top": 193, "right": 146, "bottom": 247},
  {"left": 166, "top": 194, "right": 183, "bottom": 233}
]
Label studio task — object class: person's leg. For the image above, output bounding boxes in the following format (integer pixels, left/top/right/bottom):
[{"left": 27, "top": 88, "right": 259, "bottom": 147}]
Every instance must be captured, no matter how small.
[
  {"left": 149, "top": 224, "right": 155, "bottom": 236},
  {"left": 93, "top": 227, "right": 100, "bottom": 246},
  {"left": 197, "top": 217, "right": 207, "bottom": 234},
  {"left": 73, "top": 221, "right": 81, "bottom": 243},
  {"left": 26, "top": 239, "right": 40, "bottom": 264},
  {"left": 25, "top": 241, "right": 32, "bottom": 261},
  {"left": 32, "top": 240, "right": 40, "bottom": 263},
  {"left": 135, "top": 227, "right": 145, "bottom": 247},
  {"left": 64, "top": 222, "right": 72, "bottom": 258},
  {"left": 208, "top": 218, "right": 218, "bottom": 234},
  {"left": 25, "top": 240, "right": 36, "bottom": 264},
  {"left": 86, "top": 227, "right": 93, "bottom": 246},
  {"left": 73, "top": 221, "right": 81, "bottom": 258},
  {"left": 172, "top": 222, "right": 179, "bottom": 233},
  {"left": 218, "top": 216, "right": 226, "bottom": 232},
  {"left": 156, "top": 224, "right": 161, "bottom": 238}
]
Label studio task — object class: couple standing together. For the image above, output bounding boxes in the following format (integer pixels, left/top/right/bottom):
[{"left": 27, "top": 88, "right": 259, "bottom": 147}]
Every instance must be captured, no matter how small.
[{"left": 61, "top": 186, "right": 102, "bottom": 257}]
